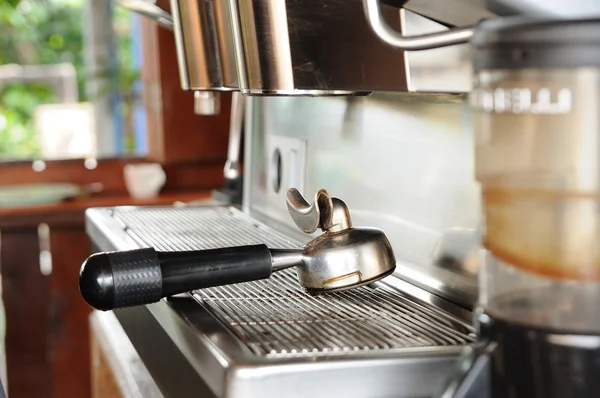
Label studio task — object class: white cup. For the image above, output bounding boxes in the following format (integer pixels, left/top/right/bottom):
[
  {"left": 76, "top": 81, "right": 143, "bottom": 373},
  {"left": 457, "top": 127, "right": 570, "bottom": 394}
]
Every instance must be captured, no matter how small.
[{"left": 123, "top": 163, "right": 166, "bottom": 199}]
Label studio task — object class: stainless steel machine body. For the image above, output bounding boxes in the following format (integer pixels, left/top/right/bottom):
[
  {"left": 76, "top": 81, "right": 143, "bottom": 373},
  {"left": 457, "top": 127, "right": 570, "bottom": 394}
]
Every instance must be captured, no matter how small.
[
  {"left": 120, "top": 0, "right": 238, "bottom": 114},
  {"left": 88, "top": 1, "right": 600, "bottom": 397},
  {"left": 170, "top": 0, "right": 237, "bottom": 90},
  {"left": 85, "top": 92, "right": 480, "bottom": 398},
  {"left": 245, "top": 93, "right": 480, "bottom": 309},
  {"left": 170, "top": 0, "right": 238, "bottom": 114},
  {"left": 229, "top": 3, "right": 473, "bottom": 95},
  {"left": 86, "top": 205, "right": 474, "bottom": 398}
]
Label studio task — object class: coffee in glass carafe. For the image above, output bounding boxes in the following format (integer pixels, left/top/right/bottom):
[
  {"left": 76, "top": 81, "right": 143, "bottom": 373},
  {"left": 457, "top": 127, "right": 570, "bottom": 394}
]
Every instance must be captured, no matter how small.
[{"left": 469, "top": 16, "right": 600, "bottom": 398}]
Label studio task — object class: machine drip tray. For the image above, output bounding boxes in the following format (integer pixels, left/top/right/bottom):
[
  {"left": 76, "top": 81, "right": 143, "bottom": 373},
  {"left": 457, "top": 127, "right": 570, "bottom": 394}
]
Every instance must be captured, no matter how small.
[{"left": 87, "top": 205, "right": 475, "bottom": 398}]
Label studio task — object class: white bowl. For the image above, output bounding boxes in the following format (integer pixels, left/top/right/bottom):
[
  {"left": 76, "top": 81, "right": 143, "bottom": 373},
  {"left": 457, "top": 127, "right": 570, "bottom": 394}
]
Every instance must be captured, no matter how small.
[{"left": 123, "top": 163, "right": 166, "bottom": 199}]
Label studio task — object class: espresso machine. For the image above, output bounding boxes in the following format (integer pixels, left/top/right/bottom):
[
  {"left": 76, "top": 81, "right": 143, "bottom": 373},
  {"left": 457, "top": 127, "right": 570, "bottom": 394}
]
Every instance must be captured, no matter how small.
[{"left": 82, "top": 1, "right": 600, "bottom": 397}]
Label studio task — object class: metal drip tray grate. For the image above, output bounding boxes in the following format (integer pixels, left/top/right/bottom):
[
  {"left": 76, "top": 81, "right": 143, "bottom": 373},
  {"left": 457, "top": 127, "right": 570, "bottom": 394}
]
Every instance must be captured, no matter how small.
[{"left": 113, "top": 206, "right": 474, "bottom": 358}]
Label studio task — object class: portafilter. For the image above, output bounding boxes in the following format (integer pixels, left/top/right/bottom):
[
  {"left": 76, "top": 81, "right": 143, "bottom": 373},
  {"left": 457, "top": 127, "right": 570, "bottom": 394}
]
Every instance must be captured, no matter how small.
[{"left": 79, "top": 189, "right": 396, "bottom": 311}]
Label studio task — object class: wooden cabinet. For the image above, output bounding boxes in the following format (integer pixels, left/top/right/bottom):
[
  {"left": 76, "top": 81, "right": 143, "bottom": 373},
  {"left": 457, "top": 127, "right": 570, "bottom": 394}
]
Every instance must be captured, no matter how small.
[
  {"left": 0, "top": 192, "right": 209, "bottom": 398},
  {"left": 1, "top": 224, "right": 91, "bottom": 398}
]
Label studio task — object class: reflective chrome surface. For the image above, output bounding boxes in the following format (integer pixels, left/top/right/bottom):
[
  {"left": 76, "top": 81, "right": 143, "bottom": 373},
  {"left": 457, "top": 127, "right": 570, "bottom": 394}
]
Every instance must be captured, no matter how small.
[
  {"left": 269, "top": 249, "right": 303, "bottom": 271},
  {"left": 229, "top": 1, "right": 471, "bottom": 95},
  {"left": 223, "top": 92, "right": 245, "bottom": 181},
  {"left": 194, "top": 268, "right": 472, "bottom": 357},
  {"left": 245, "top": 94, "right": 480, "bottom": 309},
  {"left": 365, "top": 0, "right": 600, "bottom": 51},
  {"left": 212, "top": 0, "right": 238, "bottom": 89},
  {"left": 229, "top": 0, "right": 407, "bottom": 95},
  {"left": 285, "top": 189, "right": 396, "bottom": 291},
  {"left": 86, "top": 206, "right": 473, "bottom": 398},
  {"left": 286, "top": 189, "right": 351, "bottom": 234},
  {"left": 124, "top": 0, "right": 238, "bottom": 115},
  {"left": 194, "top": 91, "right": 221, "bottom": 115},
  {"left": 363, "top": 0, "right": 475, "bottom": 50},
  {"left": 170, "top": 0, "right": 238, "bottom": 108},
  {"left": 301, "top": 228, "right": 396, "bottom": 291}
]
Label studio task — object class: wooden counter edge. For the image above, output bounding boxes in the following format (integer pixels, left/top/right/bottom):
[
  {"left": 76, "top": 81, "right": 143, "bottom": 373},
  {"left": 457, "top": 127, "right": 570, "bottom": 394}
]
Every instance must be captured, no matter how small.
[{"left": 0, "top": 191, "right": 213, "bottom": 230}]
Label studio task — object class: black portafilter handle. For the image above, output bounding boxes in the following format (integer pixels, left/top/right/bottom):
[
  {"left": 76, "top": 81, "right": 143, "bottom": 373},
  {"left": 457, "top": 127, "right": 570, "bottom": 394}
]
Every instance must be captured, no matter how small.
[{"left": 79, "top": 245, "right": 273, "bottom": 311}]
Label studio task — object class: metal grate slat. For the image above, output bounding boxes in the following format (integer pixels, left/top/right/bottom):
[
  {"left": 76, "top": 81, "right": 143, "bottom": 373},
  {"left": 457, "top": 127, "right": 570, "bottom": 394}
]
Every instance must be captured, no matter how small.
[{"left": 113, "top": 206, "right": 474, "bottom": 358}]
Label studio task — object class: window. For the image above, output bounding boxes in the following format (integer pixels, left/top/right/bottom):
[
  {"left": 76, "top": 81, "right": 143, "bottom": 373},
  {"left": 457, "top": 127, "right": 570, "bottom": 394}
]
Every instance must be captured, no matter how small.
[{"left": 0, "top": 0, "right": 146, "bottom": 162}]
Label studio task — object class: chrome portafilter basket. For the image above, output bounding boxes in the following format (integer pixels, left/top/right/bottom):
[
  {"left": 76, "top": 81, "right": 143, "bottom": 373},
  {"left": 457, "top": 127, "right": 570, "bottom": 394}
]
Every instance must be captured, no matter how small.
[{"left": 79, "top": 189, "right": 396, "bottom": 311}]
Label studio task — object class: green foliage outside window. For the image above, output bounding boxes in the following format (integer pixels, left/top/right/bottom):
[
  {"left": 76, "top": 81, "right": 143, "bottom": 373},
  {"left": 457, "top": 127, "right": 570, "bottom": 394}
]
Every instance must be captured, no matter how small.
[{"left": 0, "top": 0, "right": 138, "bottom": 159}]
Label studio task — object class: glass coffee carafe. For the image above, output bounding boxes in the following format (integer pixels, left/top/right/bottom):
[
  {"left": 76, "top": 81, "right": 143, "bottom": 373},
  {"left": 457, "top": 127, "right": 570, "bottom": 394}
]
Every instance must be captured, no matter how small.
[{"left": 443, "top": 16, "right": 600, "bottom": 398}]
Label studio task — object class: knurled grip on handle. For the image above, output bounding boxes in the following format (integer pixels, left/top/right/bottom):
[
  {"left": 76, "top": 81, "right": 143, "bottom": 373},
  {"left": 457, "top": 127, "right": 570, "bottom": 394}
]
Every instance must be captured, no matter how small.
[
  {"left": 79, "top": 247, "right": 162, "bottom": 311},
  {"left": 80, "top": 244, "right": 276, "bottom": 311},
  {"left": 110, "top": 248, "right": 162, "bottom": 308}
]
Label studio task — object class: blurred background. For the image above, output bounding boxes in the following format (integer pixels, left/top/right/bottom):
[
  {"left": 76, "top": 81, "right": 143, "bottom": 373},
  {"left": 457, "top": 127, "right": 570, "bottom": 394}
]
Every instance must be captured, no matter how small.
[
  {"left": 0, "top": 0, "right": 146, "bottom": 161},
  {"left": 0, "top": 1, "right": 232, "bottom": 397}
]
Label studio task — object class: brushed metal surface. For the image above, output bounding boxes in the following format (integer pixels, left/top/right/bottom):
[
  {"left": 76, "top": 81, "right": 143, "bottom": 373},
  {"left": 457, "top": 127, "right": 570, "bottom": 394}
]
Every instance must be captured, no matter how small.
[
  {"left": 110, "top": 206, "right": 473, "bottom": 353},
  {"left": 245, "top": 94, "right": 481, "bottom": 308},
  {"left": 170, "top": 0, "right": 237, "bottom": 91},
  {"left": 86, "top": 206, "right": 474, "bottom": 398},
  {"left": 363, "top": 0, "right": 475, "bottom": 51},
  {"left": 229, "top": 1, "right": 472, "bottom": 95},
  {"left": 365, "top": 0, "right": 600, "bottom": 58},
  {"left": 229, "top": 0, "right": 408, "bottom": 95},
  {"left": 284, "top": 189, "right": 397, "bottom": 292},
  {"left": 196, "top": 276, "right": 472, "bottom": 357}
]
